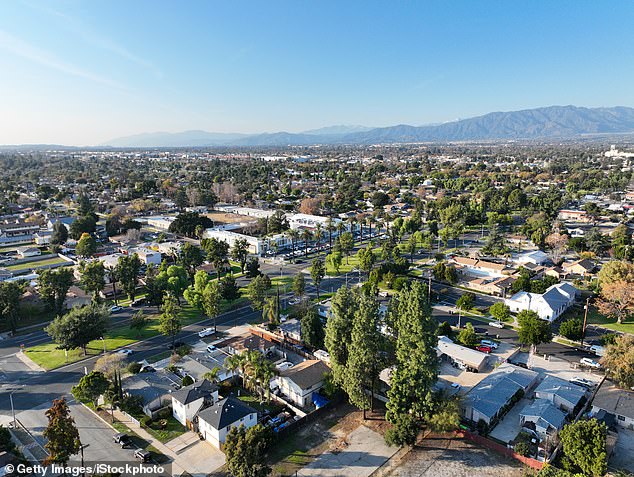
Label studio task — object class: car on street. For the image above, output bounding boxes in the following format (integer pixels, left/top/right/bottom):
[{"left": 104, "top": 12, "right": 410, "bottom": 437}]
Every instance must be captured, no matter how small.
[
  {"left": 476, "top": 345, "right": 492, "bottom": 353},
  {"left": 116, "top": 349, "right": 134, "bottom": 356},
  {"left": 134, "top": 449, "right": 151, "bottom": 462},
  {"left": 113, "top": 433, "right": 131, "bottom": 448},
  {"left": 198, "top": 327, "right": 215, "bottom": 338},
  {"left": 288, "top": 297, "right": 301, "bottom": 305},
  {"left": 480, "top": 339, "right": 498, "bottom": 349},
  {"left": 580, "top": 357, "right": 601, "bottom": 369},
  {"left": 490, "top": 321, "right": 505, "bottom": 329},
  {"left": 110, "top": 305, "right": 123, "bottom": 313}
]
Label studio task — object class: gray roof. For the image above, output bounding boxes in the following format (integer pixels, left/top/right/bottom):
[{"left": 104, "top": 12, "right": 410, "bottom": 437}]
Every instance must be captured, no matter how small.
[
  {"left": 592, "top": 381, "right": 634, "bottom": 420},
  {"left": 197, "top": 396, "right": 256, "bottom": 430},
  {"left": 535, "top": 375, "right": 586, "bottom": 407},
  {"left": 465, "top": 363, "right": 538, "bottom": 420},
  {"left": 171, "top": 379, "right": 218, "bottom": 405},
  {"left": 280, "top": 360, "right": 330, "bottom": 390},
  {"left": 520, "top": 398, "right": 566, "bottom": 431}
]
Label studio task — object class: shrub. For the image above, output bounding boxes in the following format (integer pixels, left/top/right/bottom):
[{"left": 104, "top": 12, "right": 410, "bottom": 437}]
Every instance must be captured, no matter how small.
[
  {"left": 559, "top": 319, "right": 583, "bottom": 342},
  {"left": 127, "top": 362, "right": 142, "bottom": 374},
  {"left": 393, "top": 276, "right": 409, "bottom": 291},
  {"left": 141, "top": 415, "right": 152, "bottom": 427},
  {"left": 176, "top": 344, "right": 192, "bottom": 357},
  {"left": 514, "top": 440, "right": 531, "bottom": 457},
  {"left": 438, "top": 321, "right": 452, "bottom": 337},
  {"left": 476, "top": 419, "right": 489, "bottom": 436},
  {"left": 182, "top": 375, "right": 194, "bottom": 386}
]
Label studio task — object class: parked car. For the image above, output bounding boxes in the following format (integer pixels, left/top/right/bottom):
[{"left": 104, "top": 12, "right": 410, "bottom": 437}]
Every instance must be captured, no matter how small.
[
  {"left": 206, "top": 344, "right": 217, "bottom": 353},
  {"left": 569, "top": 377, "right": 595, "bottom": 389},
  {"left": 276, "top": 361, "right": 294, "bottom": 371},
  {"left": 490, "top": 321, "right": 504, "bottom": 329},
  {"left": 288, "top": 297, "right": 301, "bottom": 306},
  {"left": 116, "top": 348, "right": 134, "bottom": 356},
  {"left": 110, "top": 305, "right": 123, "bottom": 313},
  {"left": 198, "top": 327, "right": 215, "bottom": 338},
  {"left": 480, "top": 339, "right": 498, "bottom": 349},
  {"left": 589, "top": 345, "right": 605, "bottom": 357},
  {"left": 113, "top": 433, "right": 131, "bottom": 448},
  {"left": 580, "top": 357, "right": 601, "bottom": 369},
  {"left": 476, "top": 345, "right": 492, "bottom": 353},
  {"left": 134, "top": 449, "right": 151, "bottom": 462}
]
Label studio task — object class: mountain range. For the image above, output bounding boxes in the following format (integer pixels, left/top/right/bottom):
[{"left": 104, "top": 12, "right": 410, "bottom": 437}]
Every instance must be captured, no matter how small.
[{"left": 103, "top": 105, "right": 634, "bottom": 147}]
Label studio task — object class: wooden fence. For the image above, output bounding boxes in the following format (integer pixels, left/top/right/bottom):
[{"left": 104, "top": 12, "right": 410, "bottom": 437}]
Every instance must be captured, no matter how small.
[{"left": 457, "top": 430, "right": 543, "bottom": 470}]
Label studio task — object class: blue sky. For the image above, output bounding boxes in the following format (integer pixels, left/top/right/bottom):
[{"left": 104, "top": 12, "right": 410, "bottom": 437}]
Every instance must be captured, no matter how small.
[{"left": 1, "top": 0, "right": 633, "bottom": 145}]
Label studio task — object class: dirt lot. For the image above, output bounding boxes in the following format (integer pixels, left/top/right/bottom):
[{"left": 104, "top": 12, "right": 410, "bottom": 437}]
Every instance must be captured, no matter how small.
[
  {"left": 204, "top": 211, "right": 255, "bottom": 224},
  {"left": 378, "top": 435, "right": 524, "bottom": 477}
]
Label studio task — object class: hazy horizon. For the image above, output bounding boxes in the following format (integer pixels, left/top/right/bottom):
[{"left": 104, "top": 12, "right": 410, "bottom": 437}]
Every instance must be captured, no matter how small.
[{"left": 2, "top": 1, "right": 634, "bottom": 145}]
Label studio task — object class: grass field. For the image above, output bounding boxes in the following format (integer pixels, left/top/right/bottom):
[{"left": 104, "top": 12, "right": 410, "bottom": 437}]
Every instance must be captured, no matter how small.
[
  {"left": 5, "top": 256, "right": 68, "bottom": 271},
  {"left": 586, "top": 306, "right": 634, "bottom": 334},
  {"left": 24, "top": 303, "right": 223, "bottom": 370}
]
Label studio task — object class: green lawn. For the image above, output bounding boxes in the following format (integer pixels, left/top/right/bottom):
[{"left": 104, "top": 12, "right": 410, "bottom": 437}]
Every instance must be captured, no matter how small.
[
  {"left": 586, "top": 306, "right": 634, "bottom": 335},
  {"left": 142, "top": 414, "right": 187, "bottom": 443},
  {"left": 227, "top": 386, "right": 284, "bottom": 414},
  {"left": 25, "top": 304, "right": 210, "bottom": 370},
  {"left": 5, "top": 256, "right": 69, "bottom": 271}
]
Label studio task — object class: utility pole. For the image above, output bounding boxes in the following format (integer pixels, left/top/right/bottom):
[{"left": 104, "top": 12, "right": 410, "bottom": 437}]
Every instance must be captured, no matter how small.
[
  {"left": 428, "top": 273, "right": 432, "bottom": 304},
  {"left": 580, "top": 297, "right": 591, "bottom": 348}
]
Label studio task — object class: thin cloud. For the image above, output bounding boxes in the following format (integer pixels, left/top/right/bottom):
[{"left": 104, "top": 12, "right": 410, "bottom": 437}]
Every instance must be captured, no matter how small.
[
  {"left": 0, "top": 29, "right": 126, "bottom": 89},
  {"left": 22, "top": 0, "right": 162, "bottom": 78}
]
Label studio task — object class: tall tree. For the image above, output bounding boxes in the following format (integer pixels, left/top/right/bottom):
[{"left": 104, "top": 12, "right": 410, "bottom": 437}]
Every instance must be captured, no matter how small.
[
  {"left": 231, "top": 238, "right": 250, "bottom": 274},
  {"left": 386, "top": 281, "right": 438, "bottom": 445},
  {"left": 0, "top": 281, "right": 24, "bottom": 333},
  {"left": 224, "top": 424, "right": 272, "bottom": 477},
  {"left": 292, "top": 272, "right": 305, "bottom": 298},
  {"left": 344, "top": 292, "right": 383, "bottom": 418},
  {"left": 178, "top": 243, "right": 204, "bottom": 281},
  {"left": 301, "top": 306, "right": 324, "bottom": 349},
  {"left": 75, "top": 233, "right": 97, "bottom": 258},
  {"left": 43, "top": 398, "right": 81, "bottom": 466},
  {"left": 50, "top": 221, "right": 69, "bottom": 246},
  {"left": 325, "top": 286, "right": 355, "bottom": 386},
  {"left": 45, "top": 304, "right": 109, "bottom": 355},
  {"left": 559, "top": 419, "right": 607, "bottom": 477},
  {"left": 596, "top": 280, "right": 634, "bottom": 324},
  {"left": 601, "top": 334, "right": 634, "bottom": 389},
  {"left": 310, "top": 258, "right": 325, "bottom": 299},
  {"left": 72, "top": 371, "right": 110, "bottom": 407},
  {"left": 79, "top": 260, "right": 105, "bottom": 302},
  {"left": 246, "top": 274, "right": 271, "bottom": 317},
  {"left": 339, "top": 232, "right": 354, "bottom": 264},
  {"left": 38, "top": 268, "right": 74, "bottom": 315},
  {"left": 202, "top": 237, "right": 230, "bottom": 277},
  {"left": 517, "top": 310, "right": 552, "bottom": 352},
  {"left": 202, "top": 281, "right": 221, "bottom": 331},
  {"left": 115, "top": 254, "right": 141, "bottom": 301},
  {"left": 158, "top": 293, "right": 181, "bottom": 349}
]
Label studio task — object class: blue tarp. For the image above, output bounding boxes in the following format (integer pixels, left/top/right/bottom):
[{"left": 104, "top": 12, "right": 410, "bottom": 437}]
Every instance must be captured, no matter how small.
[{"left": 312, "top": 393, "right": 329, "bottom": 409}]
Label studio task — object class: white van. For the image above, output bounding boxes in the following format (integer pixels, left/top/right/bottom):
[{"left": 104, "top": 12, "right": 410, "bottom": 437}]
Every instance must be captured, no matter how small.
[{"left": 589, "top": 345, "right": 605, "bottom": 357}]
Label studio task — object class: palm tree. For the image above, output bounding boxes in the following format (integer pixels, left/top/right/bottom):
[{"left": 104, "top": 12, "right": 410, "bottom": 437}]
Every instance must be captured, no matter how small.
[
  {"left": 288, "top": 229, "right": 299, "bottom": 259},
  {"left": 357, "top": 213, "right": 365, "bottom": 242},
  {"left": 314, "top": 223, "right": 323, "bottom": 249},
  {"left": 326, "top": 217, "right": 335, "bottom": 248},
  {"left": 336, "top": 220, "right": 345, "bottom": 240},
  {"left": 202, "top": 367, "right": 221, "bottom": 383},
  {"left": 263, "top": 296, "right": 279, "bottom": 326},
  {"left": 301, "top": 229, "right": 312, "bottom": 256},
  {"left": 225, "top": 353, "right": 246, "bottom": 387}
]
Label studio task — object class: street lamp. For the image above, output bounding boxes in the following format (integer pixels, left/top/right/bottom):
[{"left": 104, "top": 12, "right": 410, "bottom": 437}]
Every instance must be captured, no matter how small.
[{"left": 100, "top": 336, "right": 106, "bottom": 353}]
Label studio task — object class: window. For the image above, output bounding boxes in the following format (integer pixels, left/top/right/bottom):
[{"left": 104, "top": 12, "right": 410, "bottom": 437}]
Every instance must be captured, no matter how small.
[{"left": 618, "top": 415, "right": 625, "bottom": 421}]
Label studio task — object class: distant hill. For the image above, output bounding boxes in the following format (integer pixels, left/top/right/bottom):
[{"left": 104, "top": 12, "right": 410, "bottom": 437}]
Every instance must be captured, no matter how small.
[{"left": 101, "top": 106, "right": 634, "bottom": 147}]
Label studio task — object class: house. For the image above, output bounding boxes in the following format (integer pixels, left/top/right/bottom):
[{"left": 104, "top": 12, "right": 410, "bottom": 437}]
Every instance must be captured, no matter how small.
[
  {"left": 590, "top": 381, "right": 634, "bottom": 430},
  {"left": 16, "top": 246, "right": 41, "bottom": 258},
  {"left": 520, "top": 262, "right": 546, "bottom": 279},
  {"left": 516, "top": 250, "right": 549, "bottom": 266},
  {"left": 562, "top": 259, "right": 595, "bottom": 278},
  {"left": 534, "top": 375, "right": 586, "bottom": 413},
  {"left": 197, "top": 396, "right": 258, "bottom": 449},
  {"left": 466, "top": 276, "right": 517, "bottom": 297},
  {"left": 558, "top": 209, "right": 590, "bottom": 223},
  {"left": 462, "top": 363, "right": 539, "bottom": 425},
  {"left": 135, "top": 248, "right": 162, "bottom": 266},
  {"left": 171, "top": 379, "right": 219, "bottom": 429},
  {"left": 519, "top": 399, "right": 567, "bottom": 438},
  {"left": 34, "top": 231, "right": 53, "bottom": 245},
  {"left": 544, "top": 266, "right": 566, "bottom": 280},
  {"left": 450, "top": 256, "right": 511, "bottom": 278},
  {"left": 146, "top": 216, "right": 176, "bottom": 231},
  {"left": 505, "top": 283, "right": 578, "bottom": 322},
  {"left": 226, "top": 334, "right": 275, "bottom": 355},
  {"left": 278, "top": 319, "right": 302, "bottom": 343},
  {"left": 437, "top": 336, "right": 489, "bottom": 372},
  {"left": 277, "top": 359, "right": 330, "bottom": 407},
  {"left": 47, "top": 217, "right": 75, "bottom": 231}
]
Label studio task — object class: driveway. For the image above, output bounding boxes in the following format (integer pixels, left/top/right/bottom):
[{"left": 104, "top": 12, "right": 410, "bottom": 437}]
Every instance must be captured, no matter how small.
[
  {"left": 489, "top": 398, "right": 530, "bottom": 444},
  {"left": 610, "top": 427, "right": 634, "bottom": 473},
  {"left": 298, "top": 425, "right": 398, "bottom": 477}
]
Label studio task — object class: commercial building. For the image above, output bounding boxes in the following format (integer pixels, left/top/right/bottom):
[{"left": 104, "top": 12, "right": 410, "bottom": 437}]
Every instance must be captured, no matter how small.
[{"left": 203, "top": 229, "right": 265, "bottom": 255}]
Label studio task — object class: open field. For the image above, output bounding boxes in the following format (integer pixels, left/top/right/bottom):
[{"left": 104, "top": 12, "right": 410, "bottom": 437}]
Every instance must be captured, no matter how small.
[{"left": 4, "top": 256, "right": 68, "bottom": 271}]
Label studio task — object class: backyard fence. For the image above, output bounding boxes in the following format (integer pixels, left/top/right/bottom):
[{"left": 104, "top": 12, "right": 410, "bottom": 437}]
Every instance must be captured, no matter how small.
[{"left": 457, "top": 430, "right": 543, "bottom": 470}]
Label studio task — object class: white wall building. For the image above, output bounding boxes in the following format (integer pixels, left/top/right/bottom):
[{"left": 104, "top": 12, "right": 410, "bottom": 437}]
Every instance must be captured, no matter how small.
[
  {"left": 505, "top": 283, "right": 577, "bottom": 322},
  {"left": 197, "top": 397, "right": 258, "bottom": 448},
  {"left": 171, "top": 380, "right": 219, "bottom": 429},
  {"left": 134, "top": 248, "right": 162, "bottom": 266},
  {"left": 203, "top": 229, "right": 265, "bottom": 255}
]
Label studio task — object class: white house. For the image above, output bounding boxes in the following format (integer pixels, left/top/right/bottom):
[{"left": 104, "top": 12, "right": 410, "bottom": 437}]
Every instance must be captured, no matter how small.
[
  {"left": 277, "top": 359, "right": 330, "bottom": 407},
  {"left": 16, "top": 246, "right": 41, "bottom": 258},
  {"left": 134, "top": 248, "right": 162, "bottom": 266},
  {"left": 505, "top": 283, "right": 578, "bottom": 322},
  {"left": 197, "top": 397, "right": 258, "bottom": 449},
  {"left": 146, "top": 216, "right": 176, "bottom": 231},
  {"left": 171, "top": 380, "right": 219, "bottom": 429},
  {"left": 516, "top": 250, "right": 549, "bottom": 266}
]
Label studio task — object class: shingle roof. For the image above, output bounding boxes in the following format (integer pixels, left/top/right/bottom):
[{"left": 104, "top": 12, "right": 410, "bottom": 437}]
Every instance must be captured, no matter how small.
[
  {"left": 592, "top": 381, "right": 634, "bottom": 420},
  {"left": 171, "top": 379, "right": 218, "bottom": 405},
  {"left": 466, "top": 363, "right": 538, "bottom": 420},
  {"left": 279, "top": 360, "right": 330, "bottom": 390},
  {"left": 535, "top": 375, "right": 586, "bottom": 407},
  {"left": 520, "top": 398, "right": 566, "bottom": 431},
  {"left": 197, "top": 396, "right": 256, "bottom": 430}
]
